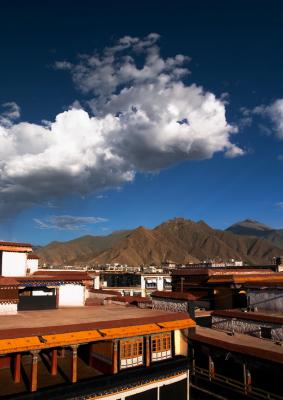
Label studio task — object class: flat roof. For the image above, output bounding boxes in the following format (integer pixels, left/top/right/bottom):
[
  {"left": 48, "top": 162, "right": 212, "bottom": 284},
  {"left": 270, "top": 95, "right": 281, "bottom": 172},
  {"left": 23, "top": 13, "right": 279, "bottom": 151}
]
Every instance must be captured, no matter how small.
[
  {"left": 151, "top": 290, "right": 203, "bottom": 301},
  {"left": 207, "top": 273, "right": 283, "bottom": 284},
  {"left": 189, "top": 326, "right": 283, "bottom": 364},
  {"left": 0, "top": 241, "right": 32, "bottom": 252},
  {"left": 172, "top": 268, "right": 273, "bottom": 276},
  {"left": 245, "top": 281, "right": 283, "bottom": 288},
  {"left": 211, "top": 309, "right": 283, "bottom": 324},
  {"left": 0, "top": 305, "right": 193, "bottom": 340}
]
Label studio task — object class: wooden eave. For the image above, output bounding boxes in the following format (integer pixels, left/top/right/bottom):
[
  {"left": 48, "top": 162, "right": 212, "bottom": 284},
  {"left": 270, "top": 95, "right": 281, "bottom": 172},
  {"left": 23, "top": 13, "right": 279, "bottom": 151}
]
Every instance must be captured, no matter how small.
[{"left": 0, "top": 318, "right": 195, "bottom": 355}]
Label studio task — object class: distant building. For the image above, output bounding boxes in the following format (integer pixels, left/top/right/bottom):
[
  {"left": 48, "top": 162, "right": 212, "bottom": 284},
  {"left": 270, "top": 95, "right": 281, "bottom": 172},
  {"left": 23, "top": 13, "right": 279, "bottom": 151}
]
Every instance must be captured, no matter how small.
[
  {"left": 100, "top": 271, "right": 172, "bottom": 297},
  {"left": 171, "top": 267, "right": 281, "bottom": 310},
  {"left": 0, "top": 241, "right": 94, "bottom": 314}
]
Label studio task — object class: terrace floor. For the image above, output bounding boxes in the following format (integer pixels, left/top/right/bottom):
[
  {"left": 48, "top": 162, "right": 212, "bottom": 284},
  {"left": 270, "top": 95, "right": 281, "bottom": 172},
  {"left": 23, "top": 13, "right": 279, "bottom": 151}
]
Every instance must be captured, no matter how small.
[{"left": 0, "top": 305, "right": 184, "bottom": 338}]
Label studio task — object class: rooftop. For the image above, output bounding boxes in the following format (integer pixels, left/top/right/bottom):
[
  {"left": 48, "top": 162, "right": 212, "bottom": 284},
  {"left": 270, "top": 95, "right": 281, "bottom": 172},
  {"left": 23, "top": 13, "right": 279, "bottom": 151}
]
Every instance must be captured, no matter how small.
[
  {"left": 109, "top": 295, "right": 152, "bottom": 303},
  {"left": 207, "top": 273, "right": 283, "bottom": 284},
  {"left": 151, "top": 290, "right": 203, "bottom": 301},
  {"left": 0, "top": 304, "right": 194, "bottom": 341},
  {"left": 189, "top": 326, "right": 283, "bottom": 364},
  {"left": 211, "top": 309, "right": 283, "bottom": 324},
  {"left": 172, "top": 268, "right": 273, "bottom": 276},
  {"left": 0, "top": 241, "right": 32, "bottom": 252}
]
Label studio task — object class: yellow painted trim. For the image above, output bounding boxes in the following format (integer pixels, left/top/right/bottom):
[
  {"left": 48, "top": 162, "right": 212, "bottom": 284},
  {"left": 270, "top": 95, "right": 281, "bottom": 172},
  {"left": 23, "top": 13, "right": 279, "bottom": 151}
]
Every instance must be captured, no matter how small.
[{"left": 0, "top": 318, "right": 195, "bottom": 354}]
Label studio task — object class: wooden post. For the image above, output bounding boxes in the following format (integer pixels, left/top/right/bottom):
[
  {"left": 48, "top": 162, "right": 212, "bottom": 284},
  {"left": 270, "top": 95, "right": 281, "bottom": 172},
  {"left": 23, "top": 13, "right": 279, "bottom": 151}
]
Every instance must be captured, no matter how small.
[
  {"left": 59, "top": 348, "right": 65, "bottom": 358},
  {"left": 208, "top": 354, "right": 215, "bottom": 381},
  {"left": 71, "top": 345, "right": 78, "bottom": 383},
  {"left": 14, "top": 353, "right": 21, "bottom": 383},
  {"left": 30, "top": 350, "right": 39, "bottom": 392},
  {"left": 51, "top": 349, "right": 58, "bottom": 376},
  {"left": 145, "top": 335, "right": 151, "bottom": 367},
  {"left": 112, "top": 340, "right": 118, "bottom": 374},
  {"left": 243, "top": 362, "right": 252, "bottom": 394},
  {"left": 191, "top": 346, "right": 195, "bottom": 376}
]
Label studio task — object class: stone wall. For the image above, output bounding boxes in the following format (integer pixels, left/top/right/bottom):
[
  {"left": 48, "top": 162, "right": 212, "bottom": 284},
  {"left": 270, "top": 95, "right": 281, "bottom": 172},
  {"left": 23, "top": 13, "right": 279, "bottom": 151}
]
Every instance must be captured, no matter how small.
[
  {"left": 212, "top": 315, "right": 283, "bottom": 341},
  {"left": 248, "top": 288, "right": 283, "bottom": 313}
]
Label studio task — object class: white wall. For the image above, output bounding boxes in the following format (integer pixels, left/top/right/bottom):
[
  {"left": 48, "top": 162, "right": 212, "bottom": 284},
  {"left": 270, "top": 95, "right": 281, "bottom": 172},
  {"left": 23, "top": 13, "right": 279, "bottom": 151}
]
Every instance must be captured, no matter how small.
[
  {"left": 58, "top": 284, "right": 85, "bottom": 307},
  {"left": 1, "top": 252, "right": 27, "bottom": 277},
  {"left": 27, "top": 258, "right": 39, "bottom": 274},
  {"left": 93, "top": 275, "right": 100, "bottom": 289},
  {"left": 157, "top": 277, "right": 164, "bottom": 291},
  {"left": 0, "top": 303, "right": 17, "bottom": 315},
  {"left": 174, "top": 329, "right": 188, "bottom": 356}
]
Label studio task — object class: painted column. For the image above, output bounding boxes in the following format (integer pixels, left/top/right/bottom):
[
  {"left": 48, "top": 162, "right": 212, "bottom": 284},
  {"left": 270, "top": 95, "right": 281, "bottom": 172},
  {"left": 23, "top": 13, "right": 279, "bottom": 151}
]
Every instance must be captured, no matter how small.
[
  {"left": 30, "top": 350, "right": 39, "bottom": 392},
  {"left": 88, "top": 343, "right": 93, "bottom": 366},
  {"left": 51, "top": 349, "right": 58, "bottom": 376},
  {"left": 243, "top": 363, "right": 252, "bottom": 394},
  {"left": 14, "top": 353, "right": 21, "bottom": 383},
  {"left": 191, "top": 346, "right": 195, "bottom": 376},
  {"left": 145, "top": 335, "right": 151, "bottom": 367},
  {"left": 187, "top": 369, "right": 190, "bottom": 400},
  {"left": 112, "top": 339, "right": 119, "bottom": 374},
  {"left": 208, "top": 354, "right": 215, "bottom": 381},
  {"left": 71, "top": 345, "right": 78, "bottom": 383}
]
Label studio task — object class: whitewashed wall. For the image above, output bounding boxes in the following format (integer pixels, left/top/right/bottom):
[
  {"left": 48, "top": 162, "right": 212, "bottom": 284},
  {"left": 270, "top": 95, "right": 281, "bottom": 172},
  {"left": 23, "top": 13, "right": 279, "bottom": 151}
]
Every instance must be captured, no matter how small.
[
  {"left": 58, "top": 284, "right": 85, "bottom": 307},
  {"left": 93, "top": 275, "right": 100, "bottom": 289},
  {"left": 174, "top": 329, "right": 188, "bottom": 356},
  {"left": 1, "top": 252, "right": 27, "bottom": 276},
  {"left": 0, "top": 303, "right": 17, "bottom": 315},
  {"left": 26, "top": 258, "right": 39, "bottom": 274}
]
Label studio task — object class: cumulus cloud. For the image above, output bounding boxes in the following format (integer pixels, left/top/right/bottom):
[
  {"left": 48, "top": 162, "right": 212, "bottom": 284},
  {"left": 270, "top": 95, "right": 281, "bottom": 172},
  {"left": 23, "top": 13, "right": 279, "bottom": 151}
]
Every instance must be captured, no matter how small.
[
  {"left": 242, "top": 99, "right": 283, "bottom": 139},
  {"left": 0, "top": 34, "right": 243, "bottom": 219},
  {"left": 0, "top": 102, "right": 21, "bottom": 127},
  {"left": 34, "top": 215, "right": 107, "bottom": 230}
]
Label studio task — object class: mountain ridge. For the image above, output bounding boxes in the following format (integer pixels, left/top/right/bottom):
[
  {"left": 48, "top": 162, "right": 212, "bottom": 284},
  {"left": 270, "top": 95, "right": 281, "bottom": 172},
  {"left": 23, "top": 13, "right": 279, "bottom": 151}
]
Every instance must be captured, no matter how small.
[
  {"left": 36, "top": 218, "right": 283, "bottom": 267},
  {"left": 226, "top": 219, "right": 283, "bottom": 250}
]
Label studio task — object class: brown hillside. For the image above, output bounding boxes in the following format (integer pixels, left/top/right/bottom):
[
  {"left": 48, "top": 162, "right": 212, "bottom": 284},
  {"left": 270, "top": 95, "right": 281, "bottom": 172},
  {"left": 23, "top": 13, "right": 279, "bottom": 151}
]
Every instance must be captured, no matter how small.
[{"left": 36, "top": 218, "right": 283, "bottom": 267}]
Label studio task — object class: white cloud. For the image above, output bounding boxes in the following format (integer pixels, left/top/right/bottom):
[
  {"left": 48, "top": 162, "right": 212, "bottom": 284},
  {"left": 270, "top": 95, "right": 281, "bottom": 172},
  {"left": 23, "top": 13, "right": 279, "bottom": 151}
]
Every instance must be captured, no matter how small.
[
  {"left": 0, "top": 102, "right": 21, "bottom": 127},
  {"left": 0, "top": 34, "right": 243, "bottom": 219},
  {"left": 263, "top": 99, "right": 283, "bottom": 139},
  {"left": 34, "top": 215, "right": 107, "bottom": 230},
  {"left": 244, "top": 98, "right": 283, "bottom": 139}
]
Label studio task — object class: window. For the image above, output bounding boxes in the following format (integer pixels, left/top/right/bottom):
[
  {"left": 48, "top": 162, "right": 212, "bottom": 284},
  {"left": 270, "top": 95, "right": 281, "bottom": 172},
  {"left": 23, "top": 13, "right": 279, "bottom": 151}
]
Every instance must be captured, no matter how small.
[
  {"left": 120, "top": 338, "right": 143, "bottom": 369},
  {"left": 261, "top": 326, "right": 272, "bottom": 339},
  {"left": 151, "top": 333, "right": 172, "bottom": 361}
]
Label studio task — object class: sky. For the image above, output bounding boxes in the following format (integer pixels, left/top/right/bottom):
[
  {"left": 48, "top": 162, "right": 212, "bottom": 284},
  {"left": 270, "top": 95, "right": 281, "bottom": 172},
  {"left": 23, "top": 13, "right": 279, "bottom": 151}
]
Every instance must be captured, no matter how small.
[{"left": 0, "top": 0, "right": 283, "bottom": 245}]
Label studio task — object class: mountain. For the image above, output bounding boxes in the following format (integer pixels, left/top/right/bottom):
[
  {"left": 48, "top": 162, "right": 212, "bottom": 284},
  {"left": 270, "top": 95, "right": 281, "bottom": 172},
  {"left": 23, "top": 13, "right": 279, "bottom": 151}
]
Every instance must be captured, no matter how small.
[
  {"left": 36, "top": 218, "right": 283, "bottom": 267},
  {"left": 226, "top": 219, "right": 283, "bottom": 250}
]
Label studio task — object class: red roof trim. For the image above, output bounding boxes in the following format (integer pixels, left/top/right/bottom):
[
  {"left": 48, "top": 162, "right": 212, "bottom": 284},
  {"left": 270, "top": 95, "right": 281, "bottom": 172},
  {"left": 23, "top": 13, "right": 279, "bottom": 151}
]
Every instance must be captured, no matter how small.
[{"left": 0, "top": 241, "right": 32, "bottom": 247}]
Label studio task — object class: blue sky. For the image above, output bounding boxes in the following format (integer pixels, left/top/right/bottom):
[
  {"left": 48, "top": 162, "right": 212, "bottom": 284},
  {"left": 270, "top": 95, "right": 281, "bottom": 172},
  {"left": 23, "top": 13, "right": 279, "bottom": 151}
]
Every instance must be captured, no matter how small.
[{"left": 0, "top": 0, "right": 283, "bottom": 244}]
